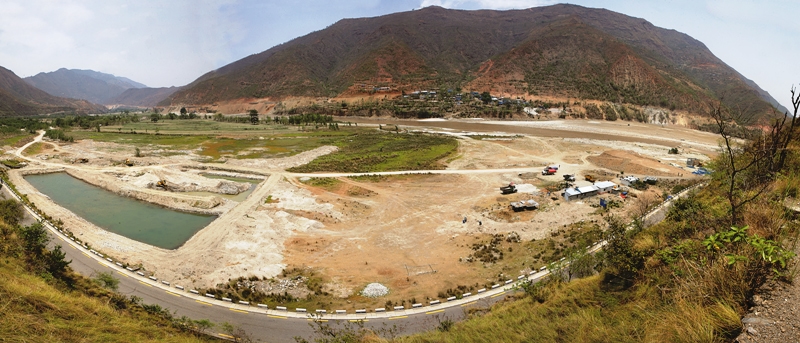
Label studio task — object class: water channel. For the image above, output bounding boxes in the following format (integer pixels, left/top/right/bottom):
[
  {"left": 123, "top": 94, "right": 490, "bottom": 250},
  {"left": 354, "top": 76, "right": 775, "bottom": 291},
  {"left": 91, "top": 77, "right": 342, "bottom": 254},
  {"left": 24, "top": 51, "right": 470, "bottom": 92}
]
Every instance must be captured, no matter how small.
[{"left": 24, "top": 173, "right": 217, "bottom": 250}]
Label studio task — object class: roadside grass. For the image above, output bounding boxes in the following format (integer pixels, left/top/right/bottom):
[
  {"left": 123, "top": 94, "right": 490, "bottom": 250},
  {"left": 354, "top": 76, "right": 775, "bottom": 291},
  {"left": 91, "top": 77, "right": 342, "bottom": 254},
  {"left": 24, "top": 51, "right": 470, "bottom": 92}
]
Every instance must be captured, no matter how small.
[
  {"left": 21, "top": 142, "right": 46, "bottom": 156},
  {"left": 0, "top": 132, "right": 34, "bottom": 147},
  {"left": 299, "top": 177, "right": 343, "bottom": 191},
  {"left": 288, "top": 131, "right": 458, "bottom": 173},
  {"left": 0, "top": 258, "right": 215, "bottom": 343}
]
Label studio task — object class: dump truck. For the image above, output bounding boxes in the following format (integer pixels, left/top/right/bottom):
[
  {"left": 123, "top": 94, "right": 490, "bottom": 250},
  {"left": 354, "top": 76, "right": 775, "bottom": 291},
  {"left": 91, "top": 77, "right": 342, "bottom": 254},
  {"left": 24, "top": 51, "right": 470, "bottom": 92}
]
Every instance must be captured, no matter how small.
[
  {"left": 500, "top": 183, "right": 517, "bottom": 194},
  {"left": 585, "top": 174, "right": 595, "bottom": 182}
]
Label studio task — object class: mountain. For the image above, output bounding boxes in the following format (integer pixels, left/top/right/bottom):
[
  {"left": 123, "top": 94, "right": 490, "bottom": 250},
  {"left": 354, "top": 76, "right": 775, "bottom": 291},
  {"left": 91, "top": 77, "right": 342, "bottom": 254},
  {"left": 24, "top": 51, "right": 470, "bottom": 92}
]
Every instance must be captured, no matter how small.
[
  {"left": 107, "top": 86, "right": 182, "bottom": 107},
  {"left": 164, "top": 4, "right": 781, "bottom": 120},
  {"left": 24, "top": 68, "right": 146, "bottom": 105},
  {"left": 0, "top": 66, "right": 105, "bottom": 116}
]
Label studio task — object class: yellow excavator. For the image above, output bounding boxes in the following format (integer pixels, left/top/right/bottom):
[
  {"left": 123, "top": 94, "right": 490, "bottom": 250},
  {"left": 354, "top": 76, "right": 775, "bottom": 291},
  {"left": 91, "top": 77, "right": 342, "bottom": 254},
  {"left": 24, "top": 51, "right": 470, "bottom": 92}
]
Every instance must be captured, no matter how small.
[
  {"left": 124, "top": 158, "right": 133, "bottom": 166},
  {"left": 156, "top": 180, "right": 168, "bottom": 190}
]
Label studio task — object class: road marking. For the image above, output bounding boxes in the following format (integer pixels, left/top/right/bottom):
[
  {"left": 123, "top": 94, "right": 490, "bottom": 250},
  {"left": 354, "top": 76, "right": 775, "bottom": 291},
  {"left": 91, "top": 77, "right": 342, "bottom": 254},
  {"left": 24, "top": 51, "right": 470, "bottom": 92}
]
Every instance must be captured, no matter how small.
[
  {"left": 307, "top": 319, "right": 328, "bottom": 322},
  {"left": 195, "top": 300, "right": 213, "bottom": 306},
  {"left": 425, "top": 309, "right": 445, "bottom": 315},
  {"left": 70, "top": 245, "right": 76, "bottom": 249},
  {"left": 97, "top": 261, "right": 106, "bottom": 267},
  {"left": 460, "top": 301, "right": 477, "bottom": 307},
  {"left": 349, "top": 319, "right": 368, "bottom": 322},
  {"left": 138, "top": 281, "right": 152, "bottom": 287},
  {"left": 165, "top": 291, "right": 181, "bottom": 297},
  {"left": 267, "top": 315, "right": 286, "bottom": 319},
  {"left": 388, "top": 316, "right": 407, "bottom": 320},
  {"left": 490, "top": 291, "right": 506, "bottom": 298},
  {"left": 116, "top": 272, "right": 129, "bottom": 278},
  {"left": 218, "top": 333, "right": 234, "bottom": 339},
  {"left": 229, "top": 308, "right": 248, "bottom": 314},
  {"left": 82, "top": 252, "right": 90, "bottom": 257}
]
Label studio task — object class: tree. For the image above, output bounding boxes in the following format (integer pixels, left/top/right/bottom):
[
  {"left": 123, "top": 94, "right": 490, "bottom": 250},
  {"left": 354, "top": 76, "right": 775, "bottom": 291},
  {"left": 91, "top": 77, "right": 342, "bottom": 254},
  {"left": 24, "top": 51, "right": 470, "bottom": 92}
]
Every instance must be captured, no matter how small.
[
  {"left": 167, "top": 112, "right": 177, "bottom": 120},
  {"left": 93, "top": 271, "right": 119, "bottom": 291},
  {"left": 180, "top": 107, "right": 187, "bottom": 115},
  {"left": 480, "top": 91, "right": 492, "bottom": 104},
  {"left": 249, "top": 109, "right": 259, "bottom": 125},
  {"left": 150, "top": 113, "right": 159, "bottom": 123}
]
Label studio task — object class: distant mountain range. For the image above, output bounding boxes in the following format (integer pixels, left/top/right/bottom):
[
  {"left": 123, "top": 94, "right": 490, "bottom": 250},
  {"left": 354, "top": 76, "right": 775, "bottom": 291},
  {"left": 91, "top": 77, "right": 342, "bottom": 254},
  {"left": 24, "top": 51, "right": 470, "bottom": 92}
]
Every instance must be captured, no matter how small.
[
  {"left": 163, "top": 4, "right": 784, "bottom": 119},
  {"left": 24, "top": 68, "right": 145, "bottom": 105},
  {"left": 0, "top": 66, "right": 106, "bottom": 116},
  {"left": 22, "top": 68, "right": 181, "bottom": 108}
]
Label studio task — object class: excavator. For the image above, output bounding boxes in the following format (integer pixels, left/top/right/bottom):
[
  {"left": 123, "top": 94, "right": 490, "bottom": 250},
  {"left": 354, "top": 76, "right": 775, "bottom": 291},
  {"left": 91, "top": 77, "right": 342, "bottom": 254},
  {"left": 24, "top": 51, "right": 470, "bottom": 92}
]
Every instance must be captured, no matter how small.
[
  {"left": 156, "top": 180, "right": 169, "bottom": 190},
  {"left": 124, "top": 158, "right": 133, "bottom": 166}
]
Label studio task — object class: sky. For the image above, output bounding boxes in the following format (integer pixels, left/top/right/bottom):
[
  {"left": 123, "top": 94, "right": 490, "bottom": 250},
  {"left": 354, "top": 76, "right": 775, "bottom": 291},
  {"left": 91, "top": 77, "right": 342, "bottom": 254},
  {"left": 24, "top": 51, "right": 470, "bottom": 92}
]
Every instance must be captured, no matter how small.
[{"left": 1, "top": 0, "right": 797, "bottom": 110}]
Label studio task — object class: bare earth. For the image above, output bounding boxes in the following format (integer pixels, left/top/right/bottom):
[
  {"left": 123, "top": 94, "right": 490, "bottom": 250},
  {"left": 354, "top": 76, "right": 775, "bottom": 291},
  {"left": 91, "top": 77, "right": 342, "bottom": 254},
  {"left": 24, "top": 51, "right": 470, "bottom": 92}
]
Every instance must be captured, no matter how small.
[{"left": 4, "top": 119, "right": 716, "bottom": 303}]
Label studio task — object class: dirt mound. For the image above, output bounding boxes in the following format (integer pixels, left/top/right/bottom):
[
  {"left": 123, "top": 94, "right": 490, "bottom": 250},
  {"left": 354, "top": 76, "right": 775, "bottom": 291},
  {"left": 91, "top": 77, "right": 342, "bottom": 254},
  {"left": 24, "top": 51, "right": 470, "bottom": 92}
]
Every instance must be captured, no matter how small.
[{"left": 586, "top": 150, "right": 685, "bottom": 176}]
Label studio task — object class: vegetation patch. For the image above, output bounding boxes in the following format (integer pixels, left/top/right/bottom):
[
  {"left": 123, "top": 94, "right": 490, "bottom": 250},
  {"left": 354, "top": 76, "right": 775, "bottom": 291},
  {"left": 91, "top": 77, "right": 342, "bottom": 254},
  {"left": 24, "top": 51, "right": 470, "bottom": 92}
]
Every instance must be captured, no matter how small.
[{"left": 288, "top": 131, "right": 458, "bottom": 173}]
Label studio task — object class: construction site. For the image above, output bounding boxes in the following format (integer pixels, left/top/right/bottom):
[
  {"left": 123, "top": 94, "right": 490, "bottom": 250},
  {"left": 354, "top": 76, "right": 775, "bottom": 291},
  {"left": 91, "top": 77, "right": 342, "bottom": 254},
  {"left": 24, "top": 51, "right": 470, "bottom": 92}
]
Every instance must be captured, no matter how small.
[{"left": 1, "top": 117, "right": 717, "bottom": 309}]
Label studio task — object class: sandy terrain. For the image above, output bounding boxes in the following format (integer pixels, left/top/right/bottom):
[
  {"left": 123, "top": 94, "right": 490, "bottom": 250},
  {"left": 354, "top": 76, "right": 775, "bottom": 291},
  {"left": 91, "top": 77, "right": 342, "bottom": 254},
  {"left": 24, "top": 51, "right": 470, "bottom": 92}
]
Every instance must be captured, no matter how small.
[{"left": 5, "top": 119, "right": 714, "bottom": 302}]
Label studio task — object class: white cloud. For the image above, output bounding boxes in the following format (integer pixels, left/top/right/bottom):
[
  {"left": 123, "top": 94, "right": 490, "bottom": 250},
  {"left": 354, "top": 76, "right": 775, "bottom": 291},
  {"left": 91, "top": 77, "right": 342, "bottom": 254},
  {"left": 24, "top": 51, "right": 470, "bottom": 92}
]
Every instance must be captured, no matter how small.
[{"left": 419, "top": 0, "right": 556, "bottom": 10}]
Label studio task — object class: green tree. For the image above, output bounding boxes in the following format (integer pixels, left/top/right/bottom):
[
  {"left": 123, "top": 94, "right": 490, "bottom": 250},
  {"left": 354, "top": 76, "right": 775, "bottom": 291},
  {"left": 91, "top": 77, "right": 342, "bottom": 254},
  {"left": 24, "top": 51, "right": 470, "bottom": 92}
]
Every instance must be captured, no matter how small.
[
  {"left": 180, "top": 107, "right": 187, "bottom": 115},
  {"left": 93, "top": 271, "right": 120, "bottom": 291},
  {"left": 480, "top": 91, "right": 492, "bottom": 104},
  {"left": 249, "top": 109, "right": 259, "bottom": 125},
  {"left": 150, "top": 113, "right": 159, "bottom": 123}
]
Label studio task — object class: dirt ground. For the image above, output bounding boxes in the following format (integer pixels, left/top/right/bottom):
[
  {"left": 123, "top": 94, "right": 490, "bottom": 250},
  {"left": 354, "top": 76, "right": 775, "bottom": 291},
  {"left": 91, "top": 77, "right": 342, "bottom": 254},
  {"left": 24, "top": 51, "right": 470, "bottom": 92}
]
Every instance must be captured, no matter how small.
[{"left": 3, "top": 118, "right": 715, "bottom": 306}]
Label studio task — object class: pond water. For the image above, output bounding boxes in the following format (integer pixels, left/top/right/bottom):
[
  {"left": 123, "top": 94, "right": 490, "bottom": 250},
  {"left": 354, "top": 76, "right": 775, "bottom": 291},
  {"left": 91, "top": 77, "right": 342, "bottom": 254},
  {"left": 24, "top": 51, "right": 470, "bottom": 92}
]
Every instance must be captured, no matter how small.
[{"left": 25, "top": 173, "right": 216, "bottom": 250}]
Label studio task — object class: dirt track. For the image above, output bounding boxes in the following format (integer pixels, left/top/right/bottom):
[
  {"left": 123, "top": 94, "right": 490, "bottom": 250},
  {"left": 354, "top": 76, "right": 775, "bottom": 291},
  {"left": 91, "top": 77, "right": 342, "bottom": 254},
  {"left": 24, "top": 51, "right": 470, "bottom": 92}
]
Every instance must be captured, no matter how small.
[{"left": 4, "top": 119, "right": 714, "bottom": 303}]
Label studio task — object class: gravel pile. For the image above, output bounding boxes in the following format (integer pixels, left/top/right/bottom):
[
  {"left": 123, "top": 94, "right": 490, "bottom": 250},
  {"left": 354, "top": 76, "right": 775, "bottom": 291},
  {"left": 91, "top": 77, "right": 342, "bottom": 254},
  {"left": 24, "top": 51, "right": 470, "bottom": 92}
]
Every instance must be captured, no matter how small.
[{"left": 360, "top": 283, "right": 389, "bottom": 298}]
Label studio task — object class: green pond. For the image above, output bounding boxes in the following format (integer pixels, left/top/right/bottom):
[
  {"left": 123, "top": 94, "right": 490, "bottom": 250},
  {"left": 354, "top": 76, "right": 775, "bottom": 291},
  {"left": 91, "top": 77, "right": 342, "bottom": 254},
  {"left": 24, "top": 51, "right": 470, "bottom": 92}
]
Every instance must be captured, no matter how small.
[{"left": 25, "top": 173, "right": 216, "bottom": 250}]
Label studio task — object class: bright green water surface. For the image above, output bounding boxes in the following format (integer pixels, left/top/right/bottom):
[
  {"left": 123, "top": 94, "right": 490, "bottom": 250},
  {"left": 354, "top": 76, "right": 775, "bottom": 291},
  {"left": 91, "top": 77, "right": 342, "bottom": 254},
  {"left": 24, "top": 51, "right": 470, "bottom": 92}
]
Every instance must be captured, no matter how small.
[{"left": 25, "top": 173, "right": 216, "bottom": 250}]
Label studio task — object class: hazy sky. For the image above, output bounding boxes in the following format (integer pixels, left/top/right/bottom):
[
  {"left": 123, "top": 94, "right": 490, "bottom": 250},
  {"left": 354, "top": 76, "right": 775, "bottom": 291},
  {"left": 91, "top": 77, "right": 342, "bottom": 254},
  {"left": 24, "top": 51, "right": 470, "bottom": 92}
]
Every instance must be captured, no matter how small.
[{"left": 1, "top": 0, "right": 797, "bottom": 110}]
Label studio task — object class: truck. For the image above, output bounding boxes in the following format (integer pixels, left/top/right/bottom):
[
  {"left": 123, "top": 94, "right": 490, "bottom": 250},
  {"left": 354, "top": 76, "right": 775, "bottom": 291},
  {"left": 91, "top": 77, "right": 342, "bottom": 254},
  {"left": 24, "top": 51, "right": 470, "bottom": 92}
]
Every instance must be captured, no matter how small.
[
  {"left": 500, "top": 183, "right": 517, "bottom": 194},
  {"left": 585, "top": 174, "right": 595, "bottom": 182},
  {"left": 563, "top": 174, "right": 576, "bottom": 181},
  {"left": 542, "top": 168, "right": 557, "bottom": 175}
]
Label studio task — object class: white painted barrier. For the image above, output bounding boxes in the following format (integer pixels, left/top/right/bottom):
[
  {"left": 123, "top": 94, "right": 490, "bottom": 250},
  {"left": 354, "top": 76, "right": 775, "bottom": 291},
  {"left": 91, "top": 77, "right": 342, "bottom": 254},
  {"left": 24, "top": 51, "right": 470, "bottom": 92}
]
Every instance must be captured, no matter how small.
[
  {"left": 315, "top": 309, "right": 326, "bottom": 314},
  {"left": 355, "top": 309, "right": 366, "bottom": 314},
  {"left": 175, "top": 285, "right": 184, "bottom": 290},
  {"left": 296, "top": 308, "right": 307, "bottom": 313},
  {"left": 335, "top": 310, "right": 346, "bottom": 314},
  {"left": 276, "top": 306, "right": 287, "bottom": 311},
  {"left": 375, "top": 308, "right": 386, "bottom": 312},
  {"left": 161, "top": 281, "right": 170, "bottom": 285},
  {"left": 446, "top": 296, "right": 456, "bottom": 301},
  {"left": 491, "top": 284, "right": 500, "bottom": 289},
  {"left": 412, "top": 303, "right": 422, "bottom": 308},
  {"left": 205, "top": 294, "right": 215, "bottom": 298},
  {"left": 148, "top": 276, "right": 157, "bottom": 281},
  {"left": 430, "top": 300, "right": 440, "bottom": 305},
  {"left": 190, "top": 290, "right": 199, "bottom": 294},
  {"left": 222, "top": 298, "right": 232, "bottom": 302},
  {"left": 136, "top": 272, "right": 145, "bottom": 276},
  {"left": 462, "top": 292, "right": 472, "bottom": 297},
  {"left": 106, "top": 258, "right": 113, "bottom": 262},
  {"left": 393, "top": 306, "right": 405, "bottom": 311},
  {"left": 239, "top": 301, "right": 250, "bottom": 305},
  {"left": 257, "top": 304, "right": 268, "bottom": 308},
  {"left": 115, "top": 262, "right": 123, "bottom": 267},
  {"left": 477, "top": 288, "right": 486, "bottom": 293}
]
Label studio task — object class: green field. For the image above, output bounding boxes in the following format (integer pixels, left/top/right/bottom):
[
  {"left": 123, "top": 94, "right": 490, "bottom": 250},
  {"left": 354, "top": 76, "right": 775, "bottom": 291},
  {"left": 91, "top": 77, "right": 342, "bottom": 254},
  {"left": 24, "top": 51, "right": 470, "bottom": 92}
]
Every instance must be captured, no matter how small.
[{"left": 70, "top": 124, "right": 458, "bottom": 171}]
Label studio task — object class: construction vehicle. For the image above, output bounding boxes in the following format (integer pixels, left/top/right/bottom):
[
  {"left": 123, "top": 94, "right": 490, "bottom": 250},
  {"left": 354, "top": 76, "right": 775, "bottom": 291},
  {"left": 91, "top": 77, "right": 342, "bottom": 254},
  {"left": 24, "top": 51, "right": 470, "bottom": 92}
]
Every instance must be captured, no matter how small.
[
  {"left": 500, "top": 183, "right": 517, "bottom": 194},
  {"left": 77, "top": 158, "right": 88, "bottom": 163},
  {"left": 585, "top": 174, "right": 595, "bottom": 182},
  {"left": 542, "top": 168, "right": 557, "bottom": 175},
  {"left": 563, "top": 174, "right": 576, "bottom": 181},
  {"left": 156, "top": 180, "right": 169, "bottom": 190},
  {"left": 124, "top": 158, "right": 133, "bottom": 166}
]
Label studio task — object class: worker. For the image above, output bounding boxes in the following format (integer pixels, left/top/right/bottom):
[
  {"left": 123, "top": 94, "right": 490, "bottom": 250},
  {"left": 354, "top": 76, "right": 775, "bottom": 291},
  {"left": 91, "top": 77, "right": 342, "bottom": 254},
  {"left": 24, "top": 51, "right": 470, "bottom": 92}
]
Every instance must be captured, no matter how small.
[
  {"left": 463, "top": 216, "right": 467, "bottom": 224},
  {"left": 479, "top": 220, "right": 482, "bottom": 226}
]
